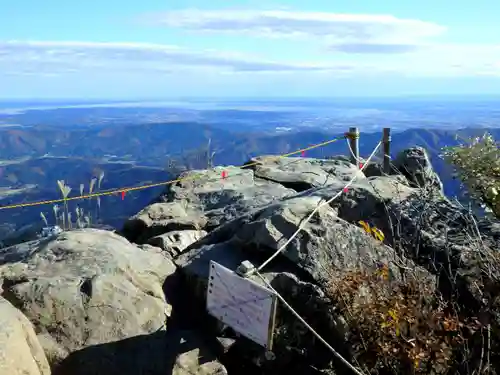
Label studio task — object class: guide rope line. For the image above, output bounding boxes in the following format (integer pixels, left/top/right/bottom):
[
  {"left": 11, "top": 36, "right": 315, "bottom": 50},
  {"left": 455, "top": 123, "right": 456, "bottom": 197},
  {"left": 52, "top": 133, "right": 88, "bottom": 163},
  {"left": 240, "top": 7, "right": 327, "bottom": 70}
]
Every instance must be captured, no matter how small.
[
  {"left": 251, "top": 140, "right": 383, "bottom": 275},
  {"left": 254, "top": 270, "right": 366, "bottom": 375},
  {"left": 0, "top": 135, "right": 346, "bottom": 211},
  {"left": 345, "top": 137, "right": 392, "bottom": 163},
  {"left": 237, "top": 141, "right": 382, "bottom": 375}
]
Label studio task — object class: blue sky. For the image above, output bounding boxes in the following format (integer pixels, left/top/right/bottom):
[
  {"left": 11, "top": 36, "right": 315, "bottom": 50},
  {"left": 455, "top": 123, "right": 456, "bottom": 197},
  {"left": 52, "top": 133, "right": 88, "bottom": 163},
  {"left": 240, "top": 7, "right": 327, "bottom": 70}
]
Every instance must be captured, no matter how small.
[{"left": 1, "top": 0, "right": 500, "bottom": 99}]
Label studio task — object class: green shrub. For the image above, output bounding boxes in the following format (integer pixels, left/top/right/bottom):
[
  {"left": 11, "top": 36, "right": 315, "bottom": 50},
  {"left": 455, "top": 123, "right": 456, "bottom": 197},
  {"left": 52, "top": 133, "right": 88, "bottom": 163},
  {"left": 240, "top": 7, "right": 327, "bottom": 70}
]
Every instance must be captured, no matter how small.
[{"left": 443, "top": 133, "right": 500, "bottom": 218}]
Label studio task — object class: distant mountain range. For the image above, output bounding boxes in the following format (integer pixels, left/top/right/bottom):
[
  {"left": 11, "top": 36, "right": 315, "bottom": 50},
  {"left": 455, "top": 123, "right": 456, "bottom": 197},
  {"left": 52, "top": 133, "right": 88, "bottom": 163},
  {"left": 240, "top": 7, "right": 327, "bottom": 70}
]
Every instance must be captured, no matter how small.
[
  {"left": 0, "top": 121, "right": 498, "bottom": 164},
  {"left": 0, "top": 122, "right": 498, "bottom": 247}
]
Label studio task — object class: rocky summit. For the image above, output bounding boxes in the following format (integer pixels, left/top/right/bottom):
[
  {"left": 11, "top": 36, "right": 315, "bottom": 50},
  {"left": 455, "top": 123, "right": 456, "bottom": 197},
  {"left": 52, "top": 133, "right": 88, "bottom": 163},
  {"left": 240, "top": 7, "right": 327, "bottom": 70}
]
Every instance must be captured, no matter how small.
[{"left": 1, "top": 147, "right": 499, "bottom": 375}]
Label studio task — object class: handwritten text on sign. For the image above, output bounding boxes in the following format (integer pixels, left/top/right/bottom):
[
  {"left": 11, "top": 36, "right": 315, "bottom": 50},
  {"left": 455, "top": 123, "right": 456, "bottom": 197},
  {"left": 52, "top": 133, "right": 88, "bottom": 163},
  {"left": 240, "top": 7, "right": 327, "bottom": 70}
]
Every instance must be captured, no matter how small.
[{"left": 207, "top": 261, "right": 277, "bottom": 349}]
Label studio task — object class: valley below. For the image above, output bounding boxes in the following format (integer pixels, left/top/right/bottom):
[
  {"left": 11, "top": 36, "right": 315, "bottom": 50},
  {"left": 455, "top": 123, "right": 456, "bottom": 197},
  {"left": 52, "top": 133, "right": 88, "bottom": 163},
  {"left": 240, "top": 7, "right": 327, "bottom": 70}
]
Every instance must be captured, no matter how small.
[{"left": 0, "top": 101, "right": 498, "bottom": 247}]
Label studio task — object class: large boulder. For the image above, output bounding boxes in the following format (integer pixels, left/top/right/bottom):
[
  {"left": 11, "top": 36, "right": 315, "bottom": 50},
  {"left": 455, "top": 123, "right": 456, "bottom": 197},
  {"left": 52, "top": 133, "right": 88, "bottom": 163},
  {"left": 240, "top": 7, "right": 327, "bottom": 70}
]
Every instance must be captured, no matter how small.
[
  {"left": 246, "top": 155, "right": 361, "bottom": 191},
  {"left": 172, "top": 191, "right": 435, "bottom": 372},
  {"left": 122, "top": 201, "right": 208, "bottom": 244},
  {"left": 147, "top": 229, "right": 208, "bottom": 258},
  {"left": 229, "top": 195, "right": 419, "bottom": 282},
  {"left": 393, "top": 146, "right": 444, "bottom": 192},
  {"left": 123, "top": 166, "right": 296, "bottom": 244},
  {"left": 319, "top": 170, "right": 500, "bottom": 318},
  {"left": 165, "top": 167, "right": 296, "bottom": 228},
  {"left": 0, "top": 296, "right": 51, "bottom": 375},
  {"left": 327, "top": 175, "right": 417, "bottom": 244},
  {"left": 173, "top": 241, "right": 355, "bottom": 372},
  {"left": 0, "top": 229, "right": 176, "bottom": 370}
]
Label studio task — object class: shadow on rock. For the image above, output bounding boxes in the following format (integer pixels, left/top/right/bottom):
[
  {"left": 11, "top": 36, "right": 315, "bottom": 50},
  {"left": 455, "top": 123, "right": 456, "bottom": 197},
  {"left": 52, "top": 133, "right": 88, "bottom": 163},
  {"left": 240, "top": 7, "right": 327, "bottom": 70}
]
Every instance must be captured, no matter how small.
[
  {"left": 54, "top": 271, "right": 226, "bottom": 375},
  {"left": 54, "top": 329, "right": 219, "bottom": 375}
]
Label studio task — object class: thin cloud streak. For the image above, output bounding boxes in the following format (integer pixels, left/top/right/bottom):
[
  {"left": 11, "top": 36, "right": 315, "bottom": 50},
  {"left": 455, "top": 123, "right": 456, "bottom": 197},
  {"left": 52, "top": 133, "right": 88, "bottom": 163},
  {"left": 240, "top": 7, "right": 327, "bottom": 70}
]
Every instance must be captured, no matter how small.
[
  {"left": 1, "top": 40, "right": 500, "bottom": 80},
  {"left": 145, "top": 9, "right": 447, "bottom": 53},
  {"left": 0, "top": 40, "right": 343, "bottom": 74},
  {"left": 329, "top": 42, "right": 423, "bottom": 54}
]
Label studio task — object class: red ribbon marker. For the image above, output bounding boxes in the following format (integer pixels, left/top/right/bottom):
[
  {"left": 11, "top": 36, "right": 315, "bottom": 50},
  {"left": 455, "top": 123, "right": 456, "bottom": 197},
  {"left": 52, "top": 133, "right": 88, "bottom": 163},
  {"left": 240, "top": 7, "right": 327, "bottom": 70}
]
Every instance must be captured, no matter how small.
[
  {"left": 343, "top": 187, "right": 349, "bottom": 193},
  {"left": 221, "top": 170, "right": 227, "bottom": 179},
  {"left": 359, "top": 163, "right": 364, "bottom": 169},
  {"left": 121, "top": 191, "right": 126, "bottom": 200},
  {"left": 301, "top": 150, "right": 305, "bottom": 157}
]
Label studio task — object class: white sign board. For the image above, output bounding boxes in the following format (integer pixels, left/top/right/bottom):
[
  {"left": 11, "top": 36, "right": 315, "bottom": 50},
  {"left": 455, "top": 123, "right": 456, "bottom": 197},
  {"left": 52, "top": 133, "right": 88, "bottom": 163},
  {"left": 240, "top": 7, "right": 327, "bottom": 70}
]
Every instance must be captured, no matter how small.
[{"left": 207, "top": 261, "right": 277, "bottom": 349}]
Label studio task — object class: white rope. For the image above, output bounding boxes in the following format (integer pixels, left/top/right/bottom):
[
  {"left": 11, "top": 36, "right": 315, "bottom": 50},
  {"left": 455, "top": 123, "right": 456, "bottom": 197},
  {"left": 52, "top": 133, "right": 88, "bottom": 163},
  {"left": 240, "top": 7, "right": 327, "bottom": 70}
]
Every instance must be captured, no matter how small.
[
  {"left": 234, "top": 141, "right": 382, "bottom": 375},
  {"left": 345, "top": 138, "right": 391, "bottom": 163},
  {"left": 252, "top": 141, "right": 382, "bottom": 273},
  {"left": 254, "top": 271, "right": 367, "bottom": 375}
]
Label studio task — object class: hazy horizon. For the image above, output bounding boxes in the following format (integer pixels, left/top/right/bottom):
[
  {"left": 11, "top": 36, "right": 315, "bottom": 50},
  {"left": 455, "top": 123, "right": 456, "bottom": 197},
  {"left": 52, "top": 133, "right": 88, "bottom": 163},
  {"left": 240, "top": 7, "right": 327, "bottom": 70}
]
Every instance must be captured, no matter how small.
[{"left": 2, "top": 94, "right": 500, "bottom": 103}]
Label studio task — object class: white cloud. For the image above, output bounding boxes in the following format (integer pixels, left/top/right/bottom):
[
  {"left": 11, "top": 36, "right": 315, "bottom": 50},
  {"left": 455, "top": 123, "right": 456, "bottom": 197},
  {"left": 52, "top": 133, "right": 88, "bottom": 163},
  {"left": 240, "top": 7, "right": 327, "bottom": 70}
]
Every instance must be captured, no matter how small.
[
  {"left": 1, "top": 39, "right": 500, "bottom": 83},
  {"left": 140, "top": 9, "right": 500, "bottom": 75},
  {"left": 145, "top": 9, "right": 447, "bottom": 53},
  {"left": 0, "top": 40, "right": 350, "bottom": 75},
  {"left": 3, "top": 10, "right": 500, "bottom": 97}
]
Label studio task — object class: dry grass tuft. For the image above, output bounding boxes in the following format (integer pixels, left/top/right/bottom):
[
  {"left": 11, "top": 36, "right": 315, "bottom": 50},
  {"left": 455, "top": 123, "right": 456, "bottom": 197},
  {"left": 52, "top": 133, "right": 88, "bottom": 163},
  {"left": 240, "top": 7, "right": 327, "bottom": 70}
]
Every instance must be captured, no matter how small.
[{"left": 326, "top": 265, "right": 483, "bottom": 374}]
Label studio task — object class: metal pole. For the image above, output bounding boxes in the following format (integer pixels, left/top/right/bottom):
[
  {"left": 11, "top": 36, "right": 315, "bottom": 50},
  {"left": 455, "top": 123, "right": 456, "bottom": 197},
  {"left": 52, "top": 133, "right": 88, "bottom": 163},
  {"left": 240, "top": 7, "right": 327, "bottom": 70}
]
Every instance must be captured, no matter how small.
[
  {"left": 348, "top": 127, "right": 359, "bottom": 167},
  {"left": 383, "top": 128, "right": 391, "bottom": 173}
]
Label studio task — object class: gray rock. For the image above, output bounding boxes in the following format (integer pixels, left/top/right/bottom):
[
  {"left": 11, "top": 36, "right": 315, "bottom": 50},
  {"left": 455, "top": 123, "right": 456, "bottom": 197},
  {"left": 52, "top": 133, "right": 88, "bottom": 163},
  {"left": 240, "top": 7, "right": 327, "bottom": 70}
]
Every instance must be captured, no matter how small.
[
  {"left": 0, "top": 296, "right": 51, "bottom": 375},
  {"left": 137, "top": 243, "right": 164, "bottom": 254},
  {"left": 174, "top": 241, "right": 270, "bottom": 300},
  {"left": 325, "top": 170, "right": 500, "bottom": 330},
  {"left": 122, "top": 201, "right": 208, "bottom": 243},
  {"left": 167, "top": 166, "right": 256, "bottom": 201},
  {"left": 215, "top": 336, "right": 237, "bottom": 354},
  {"left": 148, "top": 229, "right": 207, "bottom": 258},
  {"left": 385, "top": 194, "right": 500, "bottom": 312},
  {"left": 166, "top": 167, "right": 296, "bottom": 228},
  {"left": 269, "top": 273, "right": 351, "bottom": 367},
  {"left": 0, "top": 229, "right": 176, "bottom": 368},
  {"left": 248, "top": 155, "right": 363, "bottom": 191},
  {"left": 331, "top": 175, "right": 418, "bottom": 244},
  {"left": 124, "top": 166, "right": 296, "bottom": 244},
  {"left": 393, "top": 146, "right": 444, "bottom": 192},
  {"left": 53, "top": 329, "right": 227, "bottom": 375},
  {"left": 173, "top": 191, "right": 435, "bottom": 372},
  {"left": 123, "top": 151, "right": 500, "bottom": 373},
  {"left": 230, "top": 194, "right": 428, "bottom": 284}
]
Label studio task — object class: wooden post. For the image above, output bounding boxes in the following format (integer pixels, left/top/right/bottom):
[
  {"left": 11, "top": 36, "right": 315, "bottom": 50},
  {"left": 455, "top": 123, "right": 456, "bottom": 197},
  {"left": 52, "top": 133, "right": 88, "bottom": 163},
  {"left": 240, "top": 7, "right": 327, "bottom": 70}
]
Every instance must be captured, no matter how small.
[
  {"left": 348, "top": 127, "right": 359, "bottom": 167},
  {"left": 382, "top": 128, "right": 391, "bottom": 173}
]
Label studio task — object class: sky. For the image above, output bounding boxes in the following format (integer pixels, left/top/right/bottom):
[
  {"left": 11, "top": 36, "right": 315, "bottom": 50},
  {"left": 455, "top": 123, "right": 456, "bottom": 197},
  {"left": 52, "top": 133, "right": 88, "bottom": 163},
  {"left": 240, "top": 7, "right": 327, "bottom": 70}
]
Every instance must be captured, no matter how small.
[{"left": 1, "top": 0, "right": 500, "bottom": 99}]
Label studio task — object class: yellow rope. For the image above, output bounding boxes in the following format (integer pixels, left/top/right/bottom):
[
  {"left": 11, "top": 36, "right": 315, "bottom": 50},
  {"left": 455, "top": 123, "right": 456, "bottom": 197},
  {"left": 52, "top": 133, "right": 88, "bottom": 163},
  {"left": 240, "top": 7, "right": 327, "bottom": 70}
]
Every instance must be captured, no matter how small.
[{"left": 0, "top": 136, "right": 344, "bottom": 210}]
